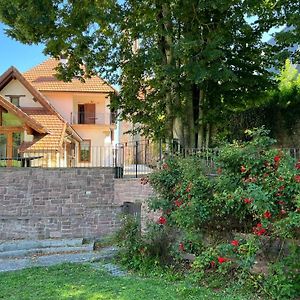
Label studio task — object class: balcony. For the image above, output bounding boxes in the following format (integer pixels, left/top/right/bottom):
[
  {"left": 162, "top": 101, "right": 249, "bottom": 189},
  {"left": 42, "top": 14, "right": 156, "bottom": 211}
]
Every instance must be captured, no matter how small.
[{"left": 70, "top": 112, "right": 115, "bottom": 125}]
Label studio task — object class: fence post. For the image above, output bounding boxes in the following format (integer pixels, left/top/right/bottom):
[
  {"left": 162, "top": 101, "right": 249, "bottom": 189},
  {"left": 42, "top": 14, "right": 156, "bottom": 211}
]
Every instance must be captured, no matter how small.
[{"left": 135, "top": 141, "right": 138, "bottom": 178}]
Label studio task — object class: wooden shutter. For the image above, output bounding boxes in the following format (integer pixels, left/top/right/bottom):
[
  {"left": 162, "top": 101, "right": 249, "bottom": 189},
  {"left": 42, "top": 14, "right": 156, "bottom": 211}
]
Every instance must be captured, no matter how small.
[{"left": 84, "top": 104, "right": 95, "bottom": 124}]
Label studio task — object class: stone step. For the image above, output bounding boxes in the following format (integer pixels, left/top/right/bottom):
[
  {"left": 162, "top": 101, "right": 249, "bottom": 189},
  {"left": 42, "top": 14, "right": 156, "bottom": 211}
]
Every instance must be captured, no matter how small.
[
  {"left": 0, "top": 238, "right": 84, "bottom": 252},
  {"left": 0, "top": 246, "right": 118, "bottom": 273},
  {"left": 0, "top": 244, "right": 94, "bottom": 259}
]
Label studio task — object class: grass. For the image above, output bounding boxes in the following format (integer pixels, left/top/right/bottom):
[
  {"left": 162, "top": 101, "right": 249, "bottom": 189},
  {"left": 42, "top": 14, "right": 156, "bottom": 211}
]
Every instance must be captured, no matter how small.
[{"left": 0, "top": 263, "right": 257, "bottom": 300}]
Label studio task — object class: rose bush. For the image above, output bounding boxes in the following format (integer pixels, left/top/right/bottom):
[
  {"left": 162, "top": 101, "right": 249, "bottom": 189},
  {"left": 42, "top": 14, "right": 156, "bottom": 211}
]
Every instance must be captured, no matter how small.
[{"left": 117, "top": 128, "right": 299, "bottom": 298}]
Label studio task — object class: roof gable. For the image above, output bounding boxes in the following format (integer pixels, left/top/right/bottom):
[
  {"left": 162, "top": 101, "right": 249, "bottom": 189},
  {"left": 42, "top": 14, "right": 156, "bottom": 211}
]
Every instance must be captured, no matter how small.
[
  {"left": 0, "top": 66, "right": 56, "bottom": 112},
  {"left": 0, "top": 95, "right": 48, "bottom": 134}
]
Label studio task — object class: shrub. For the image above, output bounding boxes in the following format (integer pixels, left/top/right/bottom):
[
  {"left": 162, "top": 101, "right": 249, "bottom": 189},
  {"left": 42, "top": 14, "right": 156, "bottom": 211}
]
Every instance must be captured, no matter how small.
[{"left": 119, "top": 127, "right": 300, "bottom": 298}]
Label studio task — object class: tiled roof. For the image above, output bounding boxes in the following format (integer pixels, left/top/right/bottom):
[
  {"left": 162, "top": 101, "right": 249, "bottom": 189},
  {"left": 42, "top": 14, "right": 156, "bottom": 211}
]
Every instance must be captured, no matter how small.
[
  {"left": 21, "top": 108, "right": 66, "bottom": 151},
  {"left": 24, "top": 58, "right": 115, "bottom": 93},
  {"left": 0, "top": 95, "right": 48, "bottom": 134}
]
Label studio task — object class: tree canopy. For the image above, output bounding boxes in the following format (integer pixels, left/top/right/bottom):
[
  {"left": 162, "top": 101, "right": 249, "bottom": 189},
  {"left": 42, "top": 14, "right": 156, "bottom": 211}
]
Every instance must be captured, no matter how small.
[{"left": 0, "top": 0, "right": 299, "bottom": 147}]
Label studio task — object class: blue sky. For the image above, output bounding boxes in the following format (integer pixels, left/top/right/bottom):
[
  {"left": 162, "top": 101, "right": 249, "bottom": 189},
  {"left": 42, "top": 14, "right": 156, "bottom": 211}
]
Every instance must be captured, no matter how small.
[{"left": 0, "top": 24, "right": 47, "bottom": 74}]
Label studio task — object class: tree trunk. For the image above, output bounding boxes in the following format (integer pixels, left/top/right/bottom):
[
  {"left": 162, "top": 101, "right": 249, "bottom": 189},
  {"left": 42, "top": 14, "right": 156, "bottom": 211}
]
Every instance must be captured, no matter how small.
[{"left": 198, "top": 89, "right": 205, "bottom": 148}]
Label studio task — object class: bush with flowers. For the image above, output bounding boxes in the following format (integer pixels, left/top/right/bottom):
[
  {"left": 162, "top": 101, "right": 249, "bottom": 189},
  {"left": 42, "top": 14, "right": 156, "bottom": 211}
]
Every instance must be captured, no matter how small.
[{"left": 116, "top": 128, "right": 299, "bottom": 298}]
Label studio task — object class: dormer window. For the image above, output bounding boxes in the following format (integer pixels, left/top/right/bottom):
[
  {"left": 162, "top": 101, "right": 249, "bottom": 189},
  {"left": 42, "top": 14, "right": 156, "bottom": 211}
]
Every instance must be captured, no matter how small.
[{"left": 5, "top": 95, "right": 25, "bottom": 108}]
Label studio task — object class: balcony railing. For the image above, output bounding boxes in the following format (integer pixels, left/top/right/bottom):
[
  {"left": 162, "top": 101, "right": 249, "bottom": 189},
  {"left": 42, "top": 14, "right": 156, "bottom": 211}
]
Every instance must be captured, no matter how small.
[{"left": 71, "top": 112, "right": 114, "bottom": 125}]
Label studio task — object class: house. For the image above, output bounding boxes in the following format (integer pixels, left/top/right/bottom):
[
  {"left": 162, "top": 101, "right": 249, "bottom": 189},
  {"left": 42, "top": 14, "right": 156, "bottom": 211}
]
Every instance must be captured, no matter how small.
[{"left": 0, "top": 58, "right": 117, "bottom": 167}]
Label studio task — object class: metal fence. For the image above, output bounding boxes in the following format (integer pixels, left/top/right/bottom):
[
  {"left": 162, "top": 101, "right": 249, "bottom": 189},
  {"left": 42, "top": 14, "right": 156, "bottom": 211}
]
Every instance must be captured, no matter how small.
[{"left": 1, "top": 141, "right": 300, "bottom": 178}]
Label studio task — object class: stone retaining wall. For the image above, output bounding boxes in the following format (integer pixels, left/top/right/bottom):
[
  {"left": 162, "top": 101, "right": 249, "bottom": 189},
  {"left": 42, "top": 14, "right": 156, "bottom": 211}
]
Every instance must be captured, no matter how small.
[
  {"left": 0, "top": 168, "right": 121, "bottom": 240},
  {"left": 114, "top": 178, "right": 159, "bottom": 229}
]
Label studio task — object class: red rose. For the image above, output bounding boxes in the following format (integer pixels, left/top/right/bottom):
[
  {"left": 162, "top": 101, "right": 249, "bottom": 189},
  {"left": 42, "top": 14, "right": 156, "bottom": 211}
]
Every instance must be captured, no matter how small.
[
  {"left": 278, "top": 185, "right": 285, "bottom": 191},
  {"left": 244, "top": 198, "right": 252, "bottom": 204},
  {"left": 295, "top": 175, "right": 300, "bottom": 183},
  {"left": 256, "top": 228, "right": 266, "bottom": 235},
  {"left": 210, "top": 261, "right": 216, "bottom": 268},
  {"left": 274, "top": 155, "right": 280, "bottom": 163},
  {"left": 178, "top": 242, "right": 185, "bottom": 252},
  {"left": 280, "top": 209, "right": 286, "bottom": 215},
  {"left": 240, "top": 165, "right": 247, "bottom": 173},
  {"left": 295, "top": 160, "right": 300, "bottom": 170},
  {"left": 278, "top": 200, "right": 285, "bottom": 205},
  {"left": 158, "top": 216, "right": 167, "bottom": 225},
  {"left": 263, "top": 211, "right": 271, "bottom": 219},
  {"left": 217, "top": 168, "right": 222, "bottom": 175},
  {"left": 218, "top": 257, "right": 228, "bottom": 264},
  {"left": 253, "top": 223, "right": 266, "bottom": 235},
  {"left": 174, "top": 199, "right": 183, "bottom": 207},
  {"left": 231, "top": 240, "right": 239, "bottom": 247}
]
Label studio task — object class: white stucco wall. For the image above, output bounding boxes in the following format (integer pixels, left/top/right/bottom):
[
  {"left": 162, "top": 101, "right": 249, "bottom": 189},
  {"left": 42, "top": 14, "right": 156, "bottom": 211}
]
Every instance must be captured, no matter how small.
[{"left": 0, "top": 80, "right": 42, "bottom": 108}]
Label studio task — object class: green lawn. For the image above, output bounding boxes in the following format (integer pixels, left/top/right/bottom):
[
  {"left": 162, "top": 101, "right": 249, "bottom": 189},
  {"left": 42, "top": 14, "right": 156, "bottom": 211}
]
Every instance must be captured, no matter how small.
[{"left": 0, "top": 264, "right": 257, "bottom": 300}]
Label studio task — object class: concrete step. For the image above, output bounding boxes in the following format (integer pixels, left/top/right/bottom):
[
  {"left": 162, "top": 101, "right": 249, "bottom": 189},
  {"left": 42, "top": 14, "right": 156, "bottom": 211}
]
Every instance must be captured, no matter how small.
[
  {"left": 0, "top": 238, "right": 84, "bottom": 252},
  {"left": 0, "top": 244, "right": 94, "bottom": 259},
  {"left": 0, "top": 246, "right": 118, "bottom": 273}
]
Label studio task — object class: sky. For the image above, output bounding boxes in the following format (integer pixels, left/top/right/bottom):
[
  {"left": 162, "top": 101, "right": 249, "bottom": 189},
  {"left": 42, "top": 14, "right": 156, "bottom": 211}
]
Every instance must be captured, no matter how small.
[{"left": 0, "top": 24, "right": 48, "bottom": 74}]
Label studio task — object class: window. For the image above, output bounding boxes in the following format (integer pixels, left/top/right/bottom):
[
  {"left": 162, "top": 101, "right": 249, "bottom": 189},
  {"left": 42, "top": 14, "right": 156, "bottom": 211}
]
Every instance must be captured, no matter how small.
[
  {"left": 78, "top": 104, "right": 95, "bottom": 124},
  {"left": 5, "top": 95, "right": 23, "bottom": 107},
  {"left": 79, "top": 140, "right": 91, "bottom": 162},
  {"left": 10, "top": 97, "right": 20, "bottom": 107}
]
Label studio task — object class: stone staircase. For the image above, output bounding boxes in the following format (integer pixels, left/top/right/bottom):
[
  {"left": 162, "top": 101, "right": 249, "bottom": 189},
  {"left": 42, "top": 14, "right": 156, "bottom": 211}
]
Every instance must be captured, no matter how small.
[{"left": 0, "top": 239, "right": 118, "bottom": 272}]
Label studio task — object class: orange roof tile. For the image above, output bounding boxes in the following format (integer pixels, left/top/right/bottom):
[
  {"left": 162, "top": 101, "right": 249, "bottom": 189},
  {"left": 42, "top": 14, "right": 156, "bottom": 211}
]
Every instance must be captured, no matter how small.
[
  {"left": 24, "top": 58, "right": 115, "bottom": 93},
  {"left": 0, "top": 95, "right": 48, "bottom": 134},
  {"left": 21, "top": 108, "right": 66, "bottom": 151}
]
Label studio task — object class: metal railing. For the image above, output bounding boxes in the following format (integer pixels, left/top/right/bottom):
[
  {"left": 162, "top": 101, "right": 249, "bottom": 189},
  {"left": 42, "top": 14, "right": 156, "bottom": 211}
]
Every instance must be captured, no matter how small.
[
  {"left": 70, "top": 112, "right": 115, "bottom": 125},
  {"left": 1, "top": 143, "right": 300, "bottom": 179}
]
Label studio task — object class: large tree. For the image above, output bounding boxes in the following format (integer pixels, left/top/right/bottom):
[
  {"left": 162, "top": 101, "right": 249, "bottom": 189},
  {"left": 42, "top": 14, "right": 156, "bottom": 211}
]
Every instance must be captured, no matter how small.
[{"left": 1, "top": 0, "right": 299, "bottom": 147}]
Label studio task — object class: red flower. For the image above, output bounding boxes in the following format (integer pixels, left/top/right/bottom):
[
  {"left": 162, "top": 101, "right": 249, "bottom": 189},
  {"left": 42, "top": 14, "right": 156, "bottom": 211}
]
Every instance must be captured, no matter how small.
[
  {"left": 295, "top": 160, "right": 300, "bottom": 170},
  {"left": 244, "top": 198, "right": 252, "bottom": 204},
  {"left": 178, "top": 242, "right": 185, "bottom": 252},
  {"left": 240, "top": 165, "right": 247, "bottom": 173},
  {"left": 253, "top": 223, "right": 266, "bottom": 235},
  {"left": 295, "top": 175, "right": 300, "bottom": 183},
  {"left": 276, "top": 193, "right": 283, "bottom": 197},
  {"left": 280, "top": 209, "right": 286, "bottom": 215},
  {"left": 186, "top": 182, "right": 192, "bottom": 193},
  {"left": 210, "top": 261, "right": 216, "bottom": 268},
  {"left": 231, "top": 240, "right": 239, "bottom": 247},
  {"left": 274, "top": 155, "right": 280, "bottom": 163},
  {"left": 256, "top": 228, "right": 266, "bottom": 235},
  {"left": 278, "top": 200, "right": 285, "bottom": 205},
  {"left": 157, "top": 216, "right": 167, "bottom": 225},
  {"left": 218, "top": 257, "right": 229, "bottom": 264},
  {"left": 278, "top": 185, "right": 285, "bottom": 191},
  {"left": 217, "top": 168, "right": 222, "bottom": 175},
  {"left": 174, "top": 199, "right": 183, "bottom": 207},
  {"left": 263, "top": 211, "right": 271, "bottom": 219}
]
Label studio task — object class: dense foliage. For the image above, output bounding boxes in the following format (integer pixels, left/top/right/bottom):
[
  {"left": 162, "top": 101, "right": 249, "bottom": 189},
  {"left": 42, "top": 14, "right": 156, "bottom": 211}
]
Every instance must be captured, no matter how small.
[
  {"left": 117, "top": 128, "right": 300, "bottom": 299},
  {"left": 0, "top": 1, "right": 299, "bottom": 146}
]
